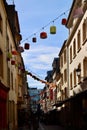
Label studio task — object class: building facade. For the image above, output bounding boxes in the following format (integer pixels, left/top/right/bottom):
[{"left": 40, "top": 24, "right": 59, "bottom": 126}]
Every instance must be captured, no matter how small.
[
  {"left": 40, "top": 0, "right": 87, "bottom": 129},
  {"left": 0, "top": 1, "right": 28, "bottom": 130}
]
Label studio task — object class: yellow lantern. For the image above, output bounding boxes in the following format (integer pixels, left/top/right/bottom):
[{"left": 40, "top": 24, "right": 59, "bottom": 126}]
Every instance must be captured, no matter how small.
[{"left": 50, "top": 26, "right": 56, "bottom": 34}]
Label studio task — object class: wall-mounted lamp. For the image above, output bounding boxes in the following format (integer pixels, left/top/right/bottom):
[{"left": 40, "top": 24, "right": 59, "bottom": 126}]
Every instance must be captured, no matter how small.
[{"left": 76, "top": 68, "right": 81, "bottom": 77}]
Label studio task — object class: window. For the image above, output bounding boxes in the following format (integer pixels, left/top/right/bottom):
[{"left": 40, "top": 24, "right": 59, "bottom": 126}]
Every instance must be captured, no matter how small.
[
  {"left": 82, "top": 20, "right": 86, "bottom": 43},
  {"left": 64, "top": 69, "right": 67, "bottom": 83},
  {"left": 64, "top": 49, "right": 66, "bottom": 64},
  {"left": 74, "top": 69, "right": 76, "bottom": 86},
  {"left": 77, "top": 30, "right": 81, "bottom": 52},
  {"left": 0, "top": 14, "right": 3, "bottom": 33},
  {"left": 61, "top": 74, "right": 63, "bottom": 86},
  {"left": 78, "top": 64, "right": 81, "bottom": 83},
  {"left": 83, "top": 57, "right": 87, "bottom": 78},
  {"left": 60, "top": 55, "right": 63, "bottom": 68},
  {"left": 70, "top": 73, "right": 72, "bottom": 89},
  {"left": 0, "top": 50, "right": 3, "bottom": 78},
  {"left": 70, "top": 46, "right": 72, "bottom": 63},
  {"left": 73, "top": 39, "right": 76, "bottom": 58}
]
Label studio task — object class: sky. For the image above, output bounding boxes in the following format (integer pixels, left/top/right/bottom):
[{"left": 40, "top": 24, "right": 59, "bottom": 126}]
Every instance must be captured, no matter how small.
[{"left": 7, "top": 0, "right": 73, "bottom": 89}]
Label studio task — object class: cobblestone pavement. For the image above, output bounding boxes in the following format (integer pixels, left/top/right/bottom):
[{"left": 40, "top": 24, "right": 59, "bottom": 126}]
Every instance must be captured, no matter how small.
[{"left": 38, "top": 123, "right": 65, "bottom": 130}]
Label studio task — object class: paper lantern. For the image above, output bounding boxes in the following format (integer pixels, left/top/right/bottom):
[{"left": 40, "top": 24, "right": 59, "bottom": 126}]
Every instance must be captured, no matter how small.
[
  {"left": 32, "top": 37, "right": 37, "bottom": 42},
  {"left": 18, "top": 46, "right": 24, "bottom": 53},
  {"left": 11, "top": 60, "right": 15, "bottom": 65},
  {"left": 73, "top": 7, "right": 84, "bottom": 18},
  {"left": 24, "top": 43, "right": 30, "bottom": 50},
  {"left": 61, "top": 18, "right": 67, "bottom": 25},
  {"left": 40, "top": 32, "right": 47, "bottom": 39},
  {"left": 12, "top": 50, "right": 18, "bottom": 55},
  {"left": 50, "top": 26, "right": 56, "bottom": 34},
  {"left": 7, "top": 53, "right": 12, "bottom": 61}
]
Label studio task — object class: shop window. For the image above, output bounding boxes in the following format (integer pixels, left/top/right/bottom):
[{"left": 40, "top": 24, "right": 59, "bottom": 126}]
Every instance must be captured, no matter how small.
[
  {"left": 77, "top": 30, "right": 81, "bottom": 52},
  {"left": 73, "top": 39, "right": 76, "bottom": 58},
  {"left": 0, "top": 50, "right": 3, "bottom": 78}
]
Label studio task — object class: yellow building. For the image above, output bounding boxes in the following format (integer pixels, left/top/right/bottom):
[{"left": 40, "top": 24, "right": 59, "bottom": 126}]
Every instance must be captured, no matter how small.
[{"left": 0, "top": 1, "right": 28, "bottom": 130}]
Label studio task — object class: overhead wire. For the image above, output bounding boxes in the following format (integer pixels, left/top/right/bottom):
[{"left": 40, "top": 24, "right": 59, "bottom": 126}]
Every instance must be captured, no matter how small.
[{"left": 21, "top": 8, "right": 70, "bottom": 44}]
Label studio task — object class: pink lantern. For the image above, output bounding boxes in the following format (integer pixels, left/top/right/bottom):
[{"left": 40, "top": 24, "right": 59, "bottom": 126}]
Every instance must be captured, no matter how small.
[
  {"left": 17, "top": 46, "right": 24, "bottom": 53},
  {"left": 73, "top": 7, "right": 84, "bottom": 18}
]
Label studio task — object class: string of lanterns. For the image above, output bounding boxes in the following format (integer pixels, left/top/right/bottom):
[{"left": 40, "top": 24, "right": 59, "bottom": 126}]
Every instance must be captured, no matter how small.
[
  {"left": 18, "top": 4, "right": 84, "bottom": 51},
  {"left": 15, "top": 3, "right": 85, "bottom": 53},
  {"left": 18, "top": 9, "right": 70, "bottom": 51},
  {"left": 26, "top": 71, "right": 56, "bottom": 88}
]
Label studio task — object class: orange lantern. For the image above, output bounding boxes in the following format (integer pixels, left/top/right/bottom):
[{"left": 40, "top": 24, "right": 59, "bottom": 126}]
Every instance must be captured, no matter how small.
[
  {"left": 61, "top": 18, "right": 67, "bottom": 25},
  {"left": 24, "top": 43, "right": 30, "bottom": 50},
  {"left": 40, "top": 32, "right": 47, "bottom": 39},
  {"left": 32, "top": 37, "right": 37, "bottom": 42},
  {"left": 50, "top": 26, "right": 56, "bottom": 34}
]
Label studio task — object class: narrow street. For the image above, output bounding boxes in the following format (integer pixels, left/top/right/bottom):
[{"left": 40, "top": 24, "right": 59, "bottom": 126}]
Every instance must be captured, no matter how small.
[
  {"left": 38, "top": 123, "right": 65, "bottom": 130},
  {"left": 17, "top": 123, "right": 66, "bottom": 130}
]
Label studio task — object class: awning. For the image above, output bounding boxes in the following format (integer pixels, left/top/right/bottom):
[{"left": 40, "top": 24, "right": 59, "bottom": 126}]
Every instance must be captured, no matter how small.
[{"left": 53, "top": 89, "right": 87, "bottom": 107}]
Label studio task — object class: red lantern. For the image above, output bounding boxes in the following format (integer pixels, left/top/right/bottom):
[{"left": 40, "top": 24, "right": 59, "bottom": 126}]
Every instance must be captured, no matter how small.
[
  {"left": 11, "top": 60, "right": 15, "bottom": 65},
  {"left": 24, "top": 43, "right": 30, "bottom": 50},
  {"left": 12, "top": 50, "right": 18, "bottom": 55},
  {"left": 32, "top": 37, "right": 37, "bottom": 42},
  {"left": 40, "top": 32, "right": 47, "bottom": 39},
  {"left": 61, "top": 18, "right": 67, "bottom": 25}
]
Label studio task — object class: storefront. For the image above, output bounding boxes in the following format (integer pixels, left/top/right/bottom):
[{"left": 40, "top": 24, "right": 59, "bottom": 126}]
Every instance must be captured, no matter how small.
[
  {"left": 0, "top": 81, "right": 9, "bottom": 130},
  {"left": 53, "top": 89, "right": 87, "bottom": 129}
]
